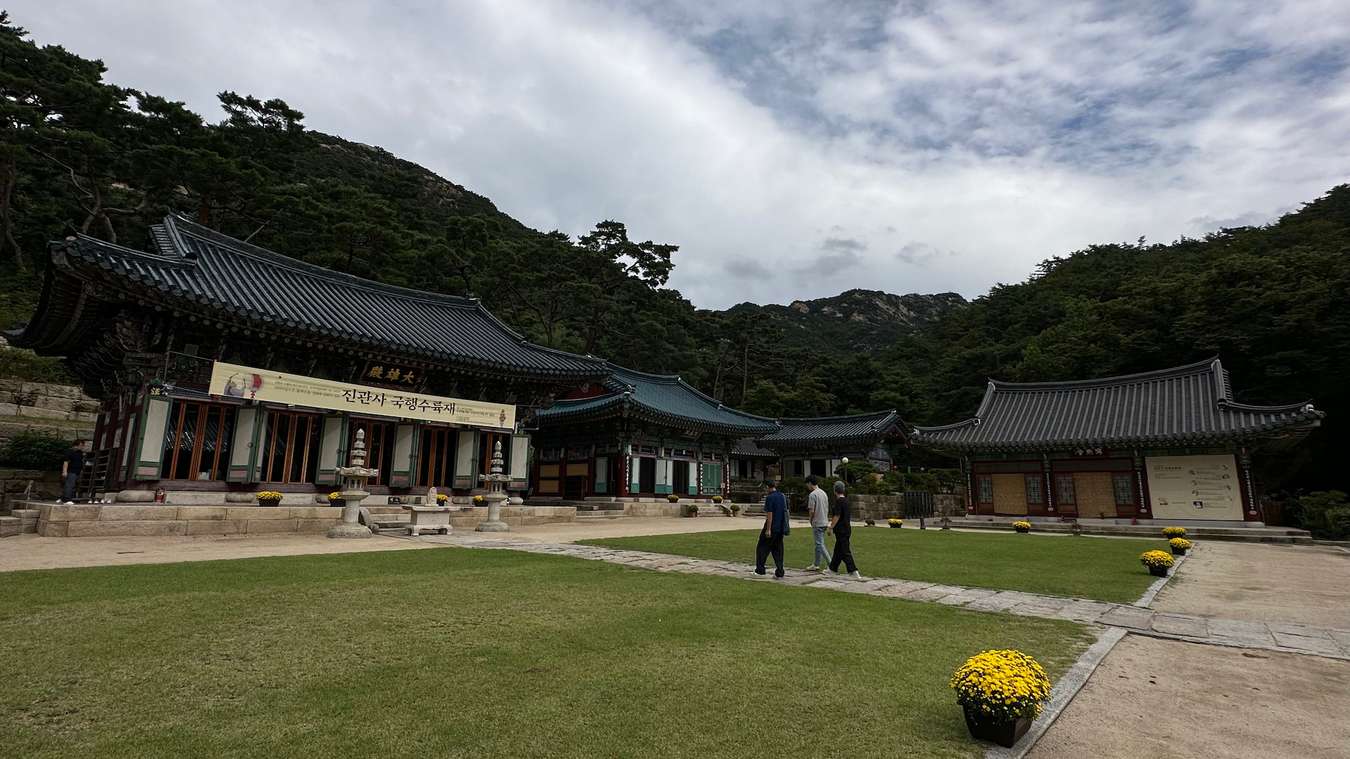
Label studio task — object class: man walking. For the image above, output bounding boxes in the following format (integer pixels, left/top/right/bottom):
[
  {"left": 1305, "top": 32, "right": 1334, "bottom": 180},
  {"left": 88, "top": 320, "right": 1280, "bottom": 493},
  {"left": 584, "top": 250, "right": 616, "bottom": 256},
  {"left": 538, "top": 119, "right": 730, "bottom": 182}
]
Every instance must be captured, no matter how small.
[
  {"left": 61, "top": 438, "right": 87, "bottom": 505},
  {"left": 754, "top": 480, "right": 790, "bottom": 578},
  {"left": 805, "top": 475, "right": 831, "bottom": 571},
  {"left": 829, "top": 480, "right": 864, "bottom": 579}
]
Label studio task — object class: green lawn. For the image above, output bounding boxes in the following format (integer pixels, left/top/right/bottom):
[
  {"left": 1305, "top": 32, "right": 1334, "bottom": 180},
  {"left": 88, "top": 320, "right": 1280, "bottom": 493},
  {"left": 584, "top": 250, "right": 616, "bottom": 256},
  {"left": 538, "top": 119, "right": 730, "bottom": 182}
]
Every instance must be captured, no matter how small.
[
  {"left": 583, "top": 527, "right": 1170, "bottom": 603},
  {"left": 2, "top": 548, "right": 1091, "bottom": 758}
]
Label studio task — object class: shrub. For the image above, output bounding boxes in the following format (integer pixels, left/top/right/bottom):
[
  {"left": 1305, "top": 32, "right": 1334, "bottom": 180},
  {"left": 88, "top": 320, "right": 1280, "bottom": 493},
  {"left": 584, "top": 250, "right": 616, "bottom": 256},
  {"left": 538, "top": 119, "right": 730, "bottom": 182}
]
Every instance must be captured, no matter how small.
[
  {"left": 0, "top": 430, "right": 73, "bottom": 470},
  {"left": 1140, "top": 550, "right": 1175, "bottom": 569},
  {"left": 0, "top": 347, "right": 77, "bottom": 384},
  {"left": 684, "top": 503, "right": 699, "bottom": 516},
  {"left": 1292, "top": 491, "right": 1350, "bottom": 540},
  {"left": 712, "top": 495, "right": 724, "bottom": 504},
  {"left": 1162, "top": 526, "right": 1187, "bottom": 538},
  {"left": 950, "top": 650, "right": 1052, "bottom": 722}
]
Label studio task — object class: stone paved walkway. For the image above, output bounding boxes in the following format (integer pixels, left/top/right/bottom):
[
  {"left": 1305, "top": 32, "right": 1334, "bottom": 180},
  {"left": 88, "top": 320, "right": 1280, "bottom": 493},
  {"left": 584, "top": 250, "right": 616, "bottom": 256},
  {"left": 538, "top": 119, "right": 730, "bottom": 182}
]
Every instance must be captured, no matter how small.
[{"left": 413, "top": 534, "right": 1350, "bottom": 661}]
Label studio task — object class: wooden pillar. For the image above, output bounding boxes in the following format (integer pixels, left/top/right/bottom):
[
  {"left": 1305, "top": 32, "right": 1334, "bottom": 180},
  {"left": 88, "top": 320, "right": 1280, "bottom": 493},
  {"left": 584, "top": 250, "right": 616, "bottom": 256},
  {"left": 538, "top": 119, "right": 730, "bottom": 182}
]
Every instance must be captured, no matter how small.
[{"left": 617, "top": 443, "right": 630, "bottom": 498}]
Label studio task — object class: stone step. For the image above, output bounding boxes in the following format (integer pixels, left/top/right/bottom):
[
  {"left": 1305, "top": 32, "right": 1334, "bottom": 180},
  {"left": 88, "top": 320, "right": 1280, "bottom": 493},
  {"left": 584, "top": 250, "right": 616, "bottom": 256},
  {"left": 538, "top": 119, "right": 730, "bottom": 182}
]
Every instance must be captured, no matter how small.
[
  {"left": 946, "top": 517, "right": 1314, "bottom": 544},
  {"left": 0, "top": 516, "right": 19, "bottom": 538}
]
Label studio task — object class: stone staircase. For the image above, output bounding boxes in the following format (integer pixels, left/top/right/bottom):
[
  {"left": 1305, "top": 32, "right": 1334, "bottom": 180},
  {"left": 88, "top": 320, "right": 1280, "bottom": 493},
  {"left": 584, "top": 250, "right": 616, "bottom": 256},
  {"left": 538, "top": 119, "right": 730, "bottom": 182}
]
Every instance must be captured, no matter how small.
[
  {"left": 358, "top": 505, "right": 413, "bottom": 535},
  {"left": 0, "top": 507, "right": 40, "bottom": 537}
]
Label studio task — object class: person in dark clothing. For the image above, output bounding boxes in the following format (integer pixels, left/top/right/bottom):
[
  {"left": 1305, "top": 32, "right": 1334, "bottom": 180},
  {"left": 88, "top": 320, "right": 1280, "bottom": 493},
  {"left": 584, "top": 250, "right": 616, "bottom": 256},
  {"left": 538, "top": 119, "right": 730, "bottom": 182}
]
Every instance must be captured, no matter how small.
[
  {"left": 755, "top": 480, "right": 790, "bottom": 578},
  {"left": 61, "top": 438, "right": 88, "bottom": 504},
  {"left": 828, "top": 480, "right": 864, "bottom": 579}
]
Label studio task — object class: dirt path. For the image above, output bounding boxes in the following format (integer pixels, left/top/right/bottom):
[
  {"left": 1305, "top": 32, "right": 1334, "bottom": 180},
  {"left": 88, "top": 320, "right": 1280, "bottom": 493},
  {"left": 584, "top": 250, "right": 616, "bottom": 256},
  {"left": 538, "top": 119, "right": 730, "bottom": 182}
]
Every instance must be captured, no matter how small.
[
  {"left": 1030, "top": 635, "right": 1350, "bottom": 759},
  {"left": 1153, "top": 541, "right": 1350, "bottom": 629}
]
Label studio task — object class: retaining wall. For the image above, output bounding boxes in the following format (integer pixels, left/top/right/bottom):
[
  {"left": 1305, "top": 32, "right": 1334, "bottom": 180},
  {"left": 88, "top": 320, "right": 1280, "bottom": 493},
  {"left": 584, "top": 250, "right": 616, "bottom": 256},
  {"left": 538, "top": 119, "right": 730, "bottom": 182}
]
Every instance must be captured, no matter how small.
[
  {"left": 36, "top": 504, "right": 341, "bottom": 537},
  {"left": 0, "top": 380, "right": 98, "bottom": 445},
  {"left": 1, "top": 468, "right": 61, "bottom": 513}
]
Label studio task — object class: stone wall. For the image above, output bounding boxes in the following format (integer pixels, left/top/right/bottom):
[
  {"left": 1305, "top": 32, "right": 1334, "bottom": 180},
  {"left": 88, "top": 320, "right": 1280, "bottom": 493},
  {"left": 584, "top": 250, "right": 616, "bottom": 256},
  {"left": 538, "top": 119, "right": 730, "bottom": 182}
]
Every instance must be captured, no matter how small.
[
  {"left": 36, "top": 504, "right": 341, "bottom": 537},
  {"left": 0, "top": 380, "right": 98, "bottom": 445},
  {"left": 839, "top": 492, "right": 966, "bottom": 521},
  {"left": 0, "top": 468, "right": 62, "bottom": 514}
]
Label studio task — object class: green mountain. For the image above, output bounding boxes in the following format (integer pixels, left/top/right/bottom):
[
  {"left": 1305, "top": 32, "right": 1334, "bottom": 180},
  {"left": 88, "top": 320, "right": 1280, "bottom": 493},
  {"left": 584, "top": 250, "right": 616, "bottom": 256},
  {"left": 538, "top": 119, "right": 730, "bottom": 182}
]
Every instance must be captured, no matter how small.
[{"left": 2, "top": 11, "right": 1348, "bottom": 497}]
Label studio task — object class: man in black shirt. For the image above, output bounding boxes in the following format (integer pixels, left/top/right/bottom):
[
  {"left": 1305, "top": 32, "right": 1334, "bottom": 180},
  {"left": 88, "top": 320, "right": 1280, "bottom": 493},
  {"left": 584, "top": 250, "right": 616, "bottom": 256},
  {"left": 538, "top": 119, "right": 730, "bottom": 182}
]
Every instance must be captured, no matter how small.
[
  {"left": 828, "top": 480, "right": 864, "bottom": 579},
  {"left": 61, "top": 438, "right": 87, "bottom": 504}
]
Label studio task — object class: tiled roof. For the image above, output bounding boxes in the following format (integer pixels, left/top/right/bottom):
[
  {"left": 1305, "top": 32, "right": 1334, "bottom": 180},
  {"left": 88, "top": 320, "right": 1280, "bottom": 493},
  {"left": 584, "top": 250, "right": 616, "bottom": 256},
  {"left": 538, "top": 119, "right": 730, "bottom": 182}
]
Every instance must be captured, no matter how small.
[
  {"left": 24, "top": 215, "right": 605, "bottom": 381},
  {"left": 535, "top": 365, "right": 778, "bottom": 436},
  {"left": 759, "top": 410, "right": 903, "bottom": 449},
  {"left": 731, "top": 437, "right": 778, "bottom": 458},
  {"left": 911, "top": 358, "right": 1323, "bottom": 452}
]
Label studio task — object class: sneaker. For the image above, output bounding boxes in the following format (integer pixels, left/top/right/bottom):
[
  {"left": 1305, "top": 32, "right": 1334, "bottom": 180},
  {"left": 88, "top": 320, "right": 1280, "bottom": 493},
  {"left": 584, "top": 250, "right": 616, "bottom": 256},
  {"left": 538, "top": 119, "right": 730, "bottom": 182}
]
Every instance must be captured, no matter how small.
[
  {"left": 753, "top": 569, "right": 766, "bottom": 576},
  {"left": 774, "top": 573, "right": 784, "bottom": 579},
  {"left": 848, "top": 571, "right": 866, "bottom": 580},
  {"left": 805, "top": 564, "right": 819, "bottom": 571}
]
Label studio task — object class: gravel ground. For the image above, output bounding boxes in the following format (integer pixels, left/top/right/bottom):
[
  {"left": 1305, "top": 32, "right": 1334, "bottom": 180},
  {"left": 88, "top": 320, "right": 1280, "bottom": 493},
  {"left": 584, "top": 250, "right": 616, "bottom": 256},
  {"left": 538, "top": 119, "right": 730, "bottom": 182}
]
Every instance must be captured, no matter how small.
[
  {"left": 1152, "top": 541, "right": 1350, "bottom": 629},
  {"left": 1030, "top": 634, "right": 1350, "bottom": 759}
]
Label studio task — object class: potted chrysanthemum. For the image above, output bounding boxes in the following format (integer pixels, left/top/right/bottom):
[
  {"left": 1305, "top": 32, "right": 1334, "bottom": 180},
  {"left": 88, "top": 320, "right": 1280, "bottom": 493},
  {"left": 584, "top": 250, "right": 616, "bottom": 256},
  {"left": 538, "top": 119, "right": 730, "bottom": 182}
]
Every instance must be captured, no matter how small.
[
  {"left": 1169, "top": 537, "right": 1192, "bottom": 556},
  {"left": 256, "top": 491, "right": 283, "bottom": 508},
  {"left": 1162, "top": 526, "right": 1187, "bottom": 539},
  {"left": 1012, "top": 520, "right": 1031, "bottom": 533},
  {"left": 472, "top": 494, "right": 486, "bottom": 508},
  {"left": 712, "top": 495, "right": 724, "bottom": 504},
  {"left": 950, "top": 649, "right": 1052, "bottom": 748},
  {"left": 887, "top": 518, "right": 903, "bottom": 529},
  {"left": 327, "top": 491, "right": 342, "bottom": 506},
  {"left": 684, "top": 503, "right": 699, "bottom": 517},
  {"left": 1140, "top": 549, "right": 1175, "bottom": 577},
  {"left": 666, "top": 493, "right": 680, "bottom": 503}
]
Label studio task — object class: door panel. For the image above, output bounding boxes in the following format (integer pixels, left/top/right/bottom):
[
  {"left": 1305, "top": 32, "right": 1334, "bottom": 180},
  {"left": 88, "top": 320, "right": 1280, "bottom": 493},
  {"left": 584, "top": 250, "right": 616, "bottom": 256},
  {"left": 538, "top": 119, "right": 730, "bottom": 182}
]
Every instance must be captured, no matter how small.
[
  {"left": 1074, "top": 472, "right": 1115, "bottom": 518},
  {"left": 991, "top": 473, "right": 1028, "bottom": 515}
]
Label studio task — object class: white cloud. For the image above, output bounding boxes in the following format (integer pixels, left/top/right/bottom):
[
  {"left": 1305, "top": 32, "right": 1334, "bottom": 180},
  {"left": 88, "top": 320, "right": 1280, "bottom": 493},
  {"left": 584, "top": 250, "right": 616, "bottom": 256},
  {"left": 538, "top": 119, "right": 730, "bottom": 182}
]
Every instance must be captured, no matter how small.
[{"left": 10, "top": 0, "right": 1350, "bottom": 308}]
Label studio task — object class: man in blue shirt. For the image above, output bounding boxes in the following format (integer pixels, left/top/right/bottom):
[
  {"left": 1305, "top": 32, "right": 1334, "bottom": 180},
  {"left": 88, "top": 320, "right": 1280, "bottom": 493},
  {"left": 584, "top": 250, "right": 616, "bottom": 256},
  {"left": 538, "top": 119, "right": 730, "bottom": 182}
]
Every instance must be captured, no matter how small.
[{"left": 755, "top": 480, "right": 790, "bottom": 578}]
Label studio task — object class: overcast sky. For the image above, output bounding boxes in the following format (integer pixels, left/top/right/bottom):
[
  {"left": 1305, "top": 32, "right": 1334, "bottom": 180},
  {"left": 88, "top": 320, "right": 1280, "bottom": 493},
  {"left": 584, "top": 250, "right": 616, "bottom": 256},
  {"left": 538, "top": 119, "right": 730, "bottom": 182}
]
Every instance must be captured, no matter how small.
[{"left": 13, "top": 1, "right": 1350, "bottom": 308}]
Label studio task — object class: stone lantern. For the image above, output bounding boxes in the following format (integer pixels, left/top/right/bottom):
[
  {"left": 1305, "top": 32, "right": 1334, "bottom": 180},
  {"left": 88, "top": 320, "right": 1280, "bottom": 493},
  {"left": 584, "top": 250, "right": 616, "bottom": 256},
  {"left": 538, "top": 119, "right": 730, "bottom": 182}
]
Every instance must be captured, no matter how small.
[
  {"left": 328, "top": 428, "right": 378, "bottom": 539},
  {"left": 475, "top": 439, "right": 511, "bottom": 532}
]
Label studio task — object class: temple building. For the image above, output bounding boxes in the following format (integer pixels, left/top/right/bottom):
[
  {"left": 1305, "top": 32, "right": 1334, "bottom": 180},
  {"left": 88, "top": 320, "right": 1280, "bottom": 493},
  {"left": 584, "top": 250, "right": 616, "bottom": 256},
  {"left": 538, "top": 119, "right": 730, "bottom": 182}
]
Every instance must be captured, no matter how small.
[
  {"left": 531, "top": 365, "right": 777, "bottom": 500},
  {"left": 11, "top": 215, "right": 607, "bottom": 500},
  {"left": 910, "top": 359, "right": 1324, "bottom": 523}
]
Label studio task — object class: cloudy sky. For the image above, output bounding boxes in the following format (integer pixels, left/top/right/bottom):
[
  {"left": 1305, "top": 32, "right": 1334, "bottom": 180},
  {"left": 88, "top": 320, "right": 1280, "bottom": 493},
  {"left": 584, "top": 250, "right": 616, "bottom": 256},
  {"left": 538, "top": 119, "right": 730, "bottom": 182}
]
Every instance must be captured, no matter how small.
[{"left": 12, "top": 1, "right": 1350, "bottom": 308}]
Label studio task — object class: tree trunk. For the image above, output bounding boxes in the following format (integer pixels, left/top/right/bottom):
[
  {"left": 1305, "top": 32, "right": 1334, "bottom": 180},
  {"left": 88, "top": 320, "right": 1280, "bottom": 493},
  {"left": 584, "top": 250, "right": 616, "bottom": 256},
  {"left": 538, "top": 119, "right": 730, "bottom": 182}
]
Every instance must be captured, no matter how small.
[{"left": 0, "top": 157, "right": 26, "bottom": 270}]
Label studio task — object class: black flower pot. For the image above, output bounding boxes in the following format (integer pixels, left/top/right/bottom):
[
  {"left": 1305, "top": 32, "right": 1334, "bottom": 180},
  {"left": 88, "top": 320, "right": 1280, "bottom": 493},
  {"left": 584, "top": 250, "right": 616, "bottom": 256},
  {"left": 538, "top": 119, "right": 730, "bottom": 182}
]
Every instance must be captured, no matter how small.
[
  {"left": 257, "top": 498, "right": 281, "bottom": 508},
  {"left": 1014, "top": 526, "right": 1030, "bottom": 533},
  {"left": 963, "top": 707, "right": 1033, "bottom": 748},
  {"left": 1171, "top": 546, "right": 1187, "bottom": 556},
  {"left": 889, "top": 523, "right": 902, "bottom": 529},
  {"left": 1148, "top": 565, "right": 1169, "bottom": 577}
]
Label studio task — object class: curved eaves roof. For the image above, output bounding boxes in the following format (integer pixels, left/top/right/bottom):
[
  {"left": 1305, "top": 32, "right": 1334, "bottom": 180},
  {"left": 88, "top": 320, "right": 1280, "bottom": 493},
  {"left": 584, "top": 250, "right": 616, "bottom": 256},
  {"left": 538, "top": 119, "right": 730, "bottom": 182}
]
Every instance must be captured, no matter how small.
[
  {"left": 911, "top": 358, "right": 1323, "bottom": 451},
  {"left": 47, "top": 215, "right": 604, "bottom": 380}
]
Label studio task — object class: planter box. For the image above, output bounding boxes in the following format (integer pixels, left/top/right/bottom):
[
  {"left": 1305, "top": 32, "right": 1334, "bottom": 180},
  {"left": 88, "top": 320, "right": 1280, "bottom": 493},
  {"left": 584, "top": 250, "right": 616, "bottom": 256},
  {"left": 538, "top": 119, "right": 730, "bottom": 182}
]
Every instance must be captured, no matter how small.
[
  {"left": 404, "top": 505, "right": 453, "bottom": 536},
  {"left": 963, "top": 707, "right": 1032, "bottom": 748}
]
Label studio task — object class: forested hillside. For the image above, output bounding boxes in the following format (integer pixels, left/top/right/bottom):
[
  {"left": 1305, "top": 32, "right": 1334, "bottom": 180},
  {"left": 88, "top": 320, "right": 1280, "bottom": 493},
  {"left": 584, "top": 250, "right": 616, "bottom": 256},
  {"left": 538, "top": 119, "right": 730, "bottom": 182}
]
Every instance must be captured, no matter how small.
[{"left": 2, "top": 12, "right": 1347, "bottom": 493}]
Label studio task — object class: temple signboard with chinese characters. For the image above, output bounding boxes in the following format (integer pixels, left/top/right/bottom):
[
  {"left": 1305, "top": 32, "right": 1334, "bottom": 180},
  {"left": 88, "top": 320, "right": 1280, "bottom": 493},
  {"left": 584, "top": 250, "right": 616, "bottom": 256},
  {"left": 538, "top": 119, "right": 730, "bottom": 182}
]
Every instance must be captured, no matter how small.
[
  {"left": 359, "top": 361, "right": 425, "bottom": 391},
  {"left": 209, "top": 361, "right": 515, "bottom": 430}
]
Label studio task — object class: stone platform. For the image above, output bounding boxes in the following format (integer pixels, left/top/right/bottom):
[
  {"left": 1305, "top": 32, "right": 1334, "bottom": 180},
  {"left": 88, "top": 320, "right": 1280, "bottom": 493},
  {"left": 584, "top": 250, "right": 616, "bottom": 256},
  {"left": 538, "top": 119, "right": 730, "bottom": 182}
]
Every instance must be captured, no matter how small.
[
  {"left": 28, "top": 502, "right": 342, "bottom": 537},
  {"left": 945, "top": 515, "right": 1313, "bottom": 543}
]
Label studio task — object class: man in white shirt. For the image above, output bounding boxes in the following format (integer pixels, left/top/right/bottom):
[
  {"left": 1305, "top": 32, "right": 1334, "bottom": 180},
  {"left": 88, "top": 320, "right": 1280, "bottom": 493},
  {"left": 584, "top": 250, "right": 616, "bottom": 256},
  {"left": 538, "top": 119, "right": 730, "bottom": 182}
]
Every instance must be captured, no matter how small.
[{"left": 805, "top": 475, "right": 831, "bottom": 571}]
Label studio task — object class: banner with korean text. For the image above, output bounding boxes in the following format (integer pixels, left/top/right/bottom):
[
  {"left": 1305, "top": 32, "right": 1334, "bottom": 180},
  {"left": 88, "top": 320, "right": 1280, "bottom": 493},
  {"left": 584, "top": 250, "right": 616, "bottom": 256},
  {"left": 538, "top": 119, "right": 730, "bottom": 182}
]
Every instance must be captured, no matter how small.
[{"left": 208, "top": 361, "right": 515, "bottom": 430}]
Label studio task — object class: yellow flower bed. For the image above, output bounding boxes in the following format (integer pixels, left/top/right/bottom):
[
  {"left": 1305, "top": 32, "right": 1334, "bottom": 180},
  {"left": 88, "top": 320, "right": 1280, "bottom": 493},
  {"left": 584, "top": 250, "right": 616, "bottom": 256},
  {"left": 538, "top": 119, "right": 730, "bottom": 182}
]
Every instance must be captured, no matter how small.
[
  {"left": 1169, "top": 537, "right": 1192, "bottom": 550},
  {"left": 1012, "top": 520, "right": 1032, "bottom": 531},
  {"left": 1140, "top": 549, "right": 1175, "bottom": 568},
  {"left": 1162, "top": 526, "right": 1187, "bottom": 538},
  {"left": 950, "top": 649, "right": 1052, "bottom": 722},
  {"left": 255, "top": 491, "right": 283, "bottom": 501}
]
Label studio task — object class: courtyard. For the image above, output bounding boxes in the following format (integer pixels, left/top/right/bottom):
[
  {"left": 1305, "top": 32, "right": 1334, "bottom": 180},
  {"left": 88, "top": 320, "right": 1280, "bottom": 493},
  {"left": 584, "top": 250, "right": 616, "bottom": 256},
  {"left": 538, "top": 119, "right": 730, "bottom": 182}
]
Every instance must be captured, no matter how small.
[
  {"left": 3, "top": 521, "right": 1349, "bottom": 758},
  {"left": 3, "top": 544, "right": 1090, "bottom": 759}
]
